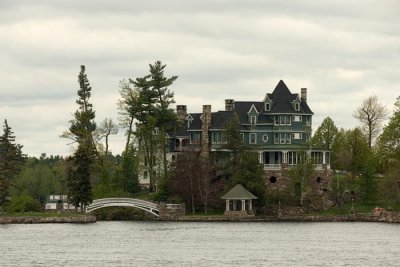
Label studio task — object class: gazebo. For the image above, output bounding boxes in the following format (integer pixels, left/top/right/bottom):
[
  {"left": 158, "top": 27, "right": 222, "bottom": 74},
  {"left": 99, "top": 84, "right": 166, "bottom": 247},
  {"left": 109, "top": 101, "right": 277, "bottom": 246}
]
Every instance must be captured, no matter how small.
[{"left": 220, "top": 184, "right": 258, "bottom": 217}]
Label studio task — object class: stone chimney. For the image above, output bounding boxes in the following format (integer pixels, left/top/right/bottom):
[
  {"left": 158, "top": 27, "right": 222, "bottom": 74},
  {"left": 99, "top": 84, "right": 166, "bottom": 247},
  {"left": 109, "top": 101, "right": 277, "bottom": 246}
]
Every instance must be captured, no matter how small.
[
  {"left": 176, "top": 105, "right": 187, "bottom": 122},
  {"left": 225, "top": 99, "right": 235, "bottom": 111},
  {"left": 201, "top": 105, "right": 211, "bottom": 158},
  {"left": 301, "top": 88, "right": 307, "bottom": 102}
]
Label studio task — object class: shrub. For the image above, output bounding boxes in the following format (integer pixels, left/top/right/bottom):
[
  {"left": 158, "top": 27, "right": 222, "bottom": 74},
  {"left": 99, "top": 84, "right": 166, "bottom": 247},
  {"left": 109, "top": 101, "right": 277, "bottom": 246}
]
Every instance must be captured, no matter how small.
[{"left": 8, "top": 195, "right": 42, "bottom": 213}]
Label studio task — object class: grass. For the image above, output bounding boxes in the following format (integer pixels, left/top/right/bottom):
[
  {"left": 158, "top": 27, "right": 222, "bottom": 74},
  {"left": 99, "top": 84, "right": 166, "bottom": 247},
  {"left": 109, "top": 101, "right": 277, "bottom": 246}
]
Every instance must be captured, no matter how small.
[{"left": 310, "top": 202, "right": 387, "bottom": 216}]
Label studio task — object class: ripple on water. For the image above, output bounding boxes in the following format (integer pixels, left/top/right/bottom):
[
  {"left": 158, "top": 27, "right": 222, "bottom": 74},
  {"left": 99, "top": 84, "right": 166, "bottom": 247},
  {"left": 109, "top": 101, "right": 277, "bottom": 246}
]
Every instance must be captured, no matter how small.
[{"left": 1, "top": 222, "right": 400, "bottom": 266}]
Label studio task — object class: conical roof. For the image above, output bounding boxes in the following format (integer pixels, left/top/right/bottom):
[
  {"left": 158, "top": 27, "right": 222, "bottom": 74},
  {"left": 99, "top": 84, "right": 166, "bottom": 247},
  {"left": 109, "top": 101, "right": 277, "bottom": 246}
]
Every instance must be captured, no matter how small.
[{"left": 220, "top": 184, "right": 258, "bottom": 200}]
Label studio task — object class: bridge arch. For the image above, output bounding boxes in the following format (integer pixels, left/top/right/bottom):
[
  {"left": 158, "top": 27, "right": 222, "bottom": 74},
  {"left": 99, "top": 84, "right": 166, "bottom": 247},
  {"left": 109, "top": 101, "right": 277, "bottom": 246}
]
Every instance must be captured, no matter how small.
[{"left": 86, "top": 198, "right": 160, "bottom": 217}]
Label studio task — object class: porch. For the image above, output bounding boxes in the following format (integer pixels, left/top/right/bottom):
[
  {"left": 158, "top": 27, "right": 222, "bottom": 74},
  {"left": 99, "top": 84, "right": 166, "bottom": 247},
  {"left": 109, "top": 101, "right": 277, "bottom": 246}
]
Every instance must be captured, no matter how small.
[{"left": 258, "top": 150, "right": 330, "bottom": 170}]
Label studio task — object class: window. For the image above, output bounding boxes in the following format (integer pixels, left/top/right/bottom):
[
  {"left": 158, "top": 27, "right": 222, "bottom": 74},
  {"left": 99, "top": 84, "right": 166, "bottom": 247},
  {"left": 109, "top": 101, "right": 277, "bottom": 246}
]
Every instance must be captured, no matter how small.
[
  {"left": 286, "top": 133, "right": 291, "bottom": 144},
  {"left": 306, "top": 116, "right": 311, "bottom": 126},
  {"left": 293, "top": 116, "right": 302, "bottom": 122},
  {"left": 265, "top": 103, "right": 271, "bottom": 111},
  {"left": 305, "top": 133, "right": 310, "bottom": 142},
  {"left": 287, "top": 116, "right": 291, "bottom": 125},
  {"left": 250, "top": 116, "right": 257, "bottom": 125},
  {"left": 274, "top": 116, "right": 279, "bottom": 125},
  {"left": 274, "top": 133, "right": 279, "bottom": 144},
  {"left": 249, "top": 133, "right": 257, "bottom": 144},
  {"left": 262, "top": 133, "right": 268, "bottom": 143},
  {"left": 292, "top": 133, "right": 302, "bottom": 140},
  {"left": 280, "top": 116, "right": 286, "bottom": 125},
  {"left": 280, "top": 133, "right": 285, "bottom": 144},
  {"left": 295, "top": 103, "right": 300, "bottom": 111},
  {"left": 190, "top": 132, "right": 201, "bottom": 144},
  {"left": 240, "top": 133, "right": 245, "bottom": 142}
]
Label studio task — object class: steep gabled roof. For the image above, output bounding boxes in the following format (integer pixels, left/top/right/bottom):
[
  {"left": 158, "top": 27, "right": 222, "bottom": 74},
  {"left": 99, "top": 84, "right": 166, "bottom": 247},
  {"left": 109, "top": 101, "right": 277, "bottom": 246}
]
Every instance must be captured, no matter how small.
[
  {"left": 211, "top": 111, "right": 235, "bottom": 129},
  {"left": 220, "top": 184, "right": 258, "bottom": 200},
  {"left": 266, "top": 80, "right": 314, "bottom": 114},
  {"left": 234, "top": 101, "right": 264, "bottom": 124}
]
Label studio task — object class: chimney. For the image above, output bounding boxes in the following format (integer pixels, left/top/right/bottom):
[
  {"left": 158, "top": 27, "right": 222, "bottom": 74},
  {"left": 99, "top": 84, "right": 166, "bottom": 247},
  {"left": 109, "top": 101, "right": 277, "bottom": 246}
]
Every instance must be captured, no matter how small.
[
  {"left": 201, "top": 105, "right": 211, "bottom": 158},
  {"left": 301, "top": 88, "right": 307, "bottom": 102},
  {"left": 225, "top": 99, "right": 235, "bottom": 111},
  {"left": 176, "top": 105, "right": 187, "bottom": 122}
]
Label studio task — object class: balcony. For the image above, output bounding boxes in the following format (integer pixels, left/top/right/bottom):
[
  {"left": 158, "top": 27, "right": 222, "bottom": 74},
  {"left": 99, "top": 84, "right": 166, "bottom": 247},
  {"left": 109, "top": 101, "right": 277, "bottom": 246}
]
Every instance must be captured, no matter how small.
[{"left": 264, "top": 164, "right": 282, "bottom": 170}]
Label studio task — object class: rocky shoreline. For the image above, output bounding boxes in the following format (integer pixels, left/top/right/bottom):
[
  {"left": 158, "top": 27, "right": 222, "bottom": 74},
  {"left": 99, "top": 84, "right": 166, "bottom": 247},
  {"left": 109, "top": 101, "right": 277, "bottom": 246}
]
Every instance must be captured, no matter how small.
[
  {"left": 1, "top": 211, "right": 399, "bottom": 224},
  {"left": 174, "top": 211, "right": 400, "bottom": 223},
  {"left": 0, "top": 215, "right": 96, "bottom": 224}
]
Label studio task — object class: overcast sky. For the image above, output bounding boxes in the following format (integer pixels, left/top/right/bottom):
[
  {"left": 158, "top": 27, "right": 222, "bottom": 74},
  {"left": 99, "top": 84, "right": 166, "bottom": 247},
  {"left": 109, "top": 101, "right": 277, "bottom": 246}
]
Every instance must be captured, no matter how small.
[{"left": 0, "top": 0, "right": 399, "bottom": 157}]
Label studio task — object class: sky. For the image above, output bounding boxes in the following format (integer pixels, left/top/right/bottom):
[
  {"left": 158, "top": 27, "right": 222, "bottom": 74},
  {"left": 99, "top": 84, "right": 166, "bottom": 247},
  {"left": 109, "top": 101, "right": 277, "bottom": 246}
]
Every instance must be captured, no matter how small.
[{"left": 0, "top": 0, "right": 399, "bottom": 157}]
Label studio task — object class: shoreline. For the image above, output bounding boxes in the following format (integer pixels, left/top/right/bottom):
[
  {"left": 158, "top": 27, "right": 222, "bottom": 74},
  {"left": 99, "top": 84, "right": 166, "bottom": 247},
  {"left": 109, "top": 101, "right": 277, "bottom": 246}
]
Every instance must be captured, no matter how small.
[
  {"left": 0, "top": 215, "right": 96, "bottom": 224},
  {"left": 1, "top": 211, "right": 399, "bottom": 224}
]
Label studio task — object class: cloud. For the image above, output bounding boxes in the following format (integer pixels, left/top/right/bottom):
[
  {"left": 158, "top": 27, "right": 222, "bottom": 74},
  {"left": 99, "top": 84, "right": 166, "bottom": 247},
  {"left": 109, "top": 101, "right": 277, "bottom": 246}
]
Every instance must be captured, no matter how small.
[{"left": 0, "top": 0, "right": 399, "bottom": 156}]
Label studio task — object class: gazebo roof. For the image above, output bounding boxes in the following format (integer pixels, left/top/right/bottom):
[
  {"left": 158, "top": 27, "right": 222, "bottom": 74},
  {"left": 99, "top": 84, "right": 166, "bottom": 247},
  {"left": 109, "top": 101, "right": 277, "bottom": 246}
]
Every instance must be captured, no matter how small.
[{"left": 220, "top": 184, "right": 258, "bottom": 200}]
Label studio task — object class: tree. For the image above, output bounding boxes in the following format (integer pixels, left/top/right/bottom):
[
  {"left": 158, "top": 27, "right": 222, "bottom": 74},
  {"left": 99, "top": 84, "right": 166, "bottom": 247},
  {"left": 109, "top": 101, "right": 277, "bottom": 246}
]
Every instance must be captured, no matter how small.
[
  {"left": 227, "top": 152, "right": 266, "bottom": 209},
  {"left": 376, "top": 97, "right": 400, "bottom": 205},
  {"left": 312, "top": 117, "right": 338, "bottom": 150},
  {"left": 66, "top": 146, "right": 93, "bottom": 210},
  {"left": 149, "top": 61, "right": 177, "bottom": 191},
  {"left": 63, "top": 65, "right": 97, "bottom": 210},
  {"left": 353, "top": 95, "right": 388, "bottom": 148},
  {"left": 0, "top": 120, "right": 24, "bottom": 206},
  {"left": 97, "top": 118, "right": 118, "bottom": 158},
  {"left": 117, "top": 61, "right": 177, "bottom": 192},
  {"left": 288, "top": 152, "right": 314, "bottom": 207},
  {"left": 218, "top": 116, "right": 247, "bottom": 175}
]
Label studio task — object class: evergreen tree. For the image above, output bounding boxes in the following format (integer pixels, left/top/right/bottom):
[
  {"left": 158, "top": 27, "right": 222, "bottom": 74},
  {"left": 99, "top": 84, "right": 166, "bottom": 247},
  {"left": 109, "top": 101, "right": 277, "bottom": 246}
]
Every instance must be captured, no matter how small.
[
  {"left": 228, "top": 152, "right": 266, "bottom": 208},
  {"left": 63, "top": 65, "right": 97, "bottom": 210},
  {"left": 117, "top": 61, "right": 177, "bottom": 192},
  {"left": 0, "top": 120, "right": 24, "bottom": 206}
]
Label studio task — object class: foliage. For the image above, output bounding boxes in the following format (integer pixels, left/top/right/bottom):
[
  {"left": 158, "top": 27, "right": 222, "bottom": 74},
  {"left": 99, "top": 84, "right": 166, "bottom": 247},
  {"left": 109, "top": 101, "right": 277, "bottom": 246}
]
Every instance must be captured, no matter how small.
[
  {"left": 117, "top": 61, "right": 177, "bottom": 192},
  {"left": 12, "top": 156, "right": 66, "bottom": 201},
  {"left": 168, "top": 150, "right": 223, "bottom": 214},
  {"left": 63, "top": 65, "right": 97, "bottom": 210},
  {"left": 119, "top": 146, "right": 140, "bottom": 194},
  {"left": 353, "top": 95, "right": 388, "bottom": 147},
  {"left": 0, "top": 120, "right": 25, "bottom": 206},
  {"left": 288, "top": 152, "right": 315, "bottom": 206},
  {"left": 227, "top": 152, "right": 266, "bottom": 208},
  {"left": 217, "top": 116, "right": 247, "bottom": 176},
  {"left": 66, "top": 147, "right": 93, "bottom": 210},
  {"left": 312, "top": 117, "right": 338, "bottom": 150},
  {"left": 376, "top": 97, "right": 400, "bottom": 205},
  {"left": 7, "top": 194, "right": 41, "bottom": 213}
]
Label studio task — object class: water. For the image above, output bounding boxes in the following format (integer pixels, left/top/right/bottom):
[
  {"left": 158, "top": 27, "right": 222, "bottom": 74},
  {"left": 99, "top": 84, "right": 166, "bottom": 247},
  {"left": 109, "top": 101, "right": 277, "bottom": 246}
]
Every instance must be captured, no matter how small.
[{"left": 1, "top": 221, "right": 400, "bottom": 266}]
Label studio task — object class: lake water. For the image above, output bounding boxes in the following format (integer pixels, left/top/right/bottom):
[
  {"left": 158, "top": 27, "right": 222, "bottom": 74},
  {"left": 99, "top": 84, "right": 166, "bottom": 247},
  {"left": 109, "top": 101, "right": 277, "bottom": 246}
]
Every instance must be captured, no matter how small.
[{"left": 1, "top": 221, "right": 400, "bottom": 266}]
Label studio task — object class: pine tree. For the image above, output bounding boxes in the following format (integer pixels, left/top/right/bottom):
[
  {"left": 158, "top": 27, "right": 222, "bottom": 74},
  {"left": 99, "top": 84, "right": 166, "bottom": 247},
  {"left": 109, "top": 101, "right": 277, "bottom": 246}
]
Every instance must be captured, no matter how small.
[
  {"left": 0, "top": 120, "right": 24, "bottom": 206},
  {"left": 64, "top": 65, "right": 97, "bottom": 210}
]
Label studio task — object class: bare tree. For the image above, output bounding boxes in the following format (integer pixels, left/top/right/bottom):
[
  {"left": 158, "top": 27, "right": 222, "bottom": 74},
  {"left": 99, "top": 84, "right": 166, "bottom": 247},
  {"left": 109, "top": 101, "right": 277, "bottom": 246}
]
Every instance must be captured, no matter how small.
[
  {"left": 353, "top": 95, "right": 388, "bottom": 148},
  {"left": 97, "top": 118, "right": 118, "bottom": 157}
]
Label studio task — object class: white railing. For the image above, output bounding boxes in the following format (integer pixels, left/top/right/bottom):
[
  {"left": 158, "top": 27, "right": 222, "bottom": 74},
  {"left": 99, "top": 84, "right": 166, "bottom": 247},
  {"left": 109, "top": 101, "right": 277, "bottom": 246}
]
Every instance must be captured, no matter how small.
[
  {"left": 90, "top": 198, "right": 159, "bottom": 210},
  {"left": 86, "top": 198, "right": 160, "bottom": 216},
  {"left": 264, "top": 164, "right": 282, "bottom": 170}
]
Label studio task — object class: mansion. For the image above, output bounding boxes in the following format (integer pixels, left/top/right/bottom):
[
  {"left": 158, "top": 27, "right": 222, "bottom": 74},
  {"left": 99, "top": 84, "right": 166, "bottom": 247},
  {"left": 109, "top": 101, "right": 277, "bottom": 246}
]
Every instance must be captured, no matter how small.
[{"left": 141, "top": 80, "right": 332, "bottom": 198}]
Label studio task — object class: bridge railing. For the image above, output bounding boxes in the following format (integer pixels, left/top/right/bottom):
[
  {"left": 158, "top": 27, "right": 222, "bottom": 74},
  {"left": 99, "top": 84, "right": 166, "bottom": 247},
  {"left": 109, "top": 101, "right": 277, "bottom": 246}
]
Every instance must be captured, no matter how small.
[{"left": 89, "top": 198, "right": 160, "bottom": 210}]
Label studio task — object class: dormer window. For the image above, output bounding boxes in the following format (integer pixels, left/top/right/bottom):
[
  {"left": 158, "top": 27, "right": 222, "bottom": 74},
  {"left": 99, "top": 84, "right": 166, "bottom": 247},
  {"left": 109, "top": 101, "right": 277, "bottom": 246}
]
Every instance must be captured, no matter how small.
[
  {"left": 265, "top": 102, "right": 271, "bottom": 111},
  {"left": 295, "top": 102, "right": 300, "bottom": 111},
  {"left": 250, "top": 116, "right": 257, "bottom": 125},
  {"left": 185, "top": 114, "right": 194, "bottom": 128}
]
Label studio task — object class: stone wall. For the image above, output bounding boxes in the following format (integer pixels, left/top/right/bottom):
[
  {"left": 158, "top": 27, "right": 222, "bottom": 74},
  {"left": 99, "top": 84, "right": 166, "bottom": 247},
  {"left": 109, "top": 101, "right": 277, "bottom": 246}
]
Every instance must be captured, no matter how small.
[
  {"left": 264, "top": 164, "right": 333, "bottom": 210},
  {"left": 224, "top": 210, "right": 255, "bottom": 217},
  {"left": 0, "top": 215, "right": 96, "bottom": 224},
  {"left": 159, "top": 203, "right": 186, "bottom": 220}
]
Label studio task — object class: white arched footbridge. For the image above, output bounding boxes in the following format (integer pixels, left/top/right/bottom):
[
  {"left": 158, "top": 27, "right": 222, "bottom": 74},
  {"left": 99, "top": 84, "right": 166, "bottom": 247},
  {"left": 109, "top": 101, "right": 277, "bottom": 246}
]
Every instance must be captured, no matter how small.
[{"left": 86, "top": 198, "right": 160, "bottom": 217}]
